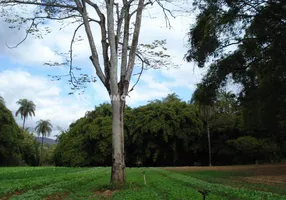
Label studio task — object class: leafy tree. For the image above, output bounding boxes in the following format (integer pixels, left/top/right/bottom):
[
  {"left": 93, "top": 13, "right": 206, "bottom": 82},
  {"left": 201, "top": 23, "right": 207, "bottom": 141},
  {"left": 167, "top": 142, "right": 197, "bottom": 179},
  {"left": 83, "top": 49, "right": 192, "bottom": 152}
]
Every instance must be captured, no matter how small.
[
  {"left": 127, "top": 94, "right": 203, "bottom": 166},
  {"left": 54, "top": 103, "right": 113, "bottom": 167},
  {"left": 186, "top": 0, "right": 286, "bottom": 144},
  {"left": 0, "top": 101, "right": 22, "bottom": 165},
  {"left": 15, "top": 99, "right": 36, "bottom": 131},
  {"left": 227, "top": 136, "right": 280, "bottom": 164},
  {"left": 0, "top": 96, "right": 5, "bottom": 106},
  {"left": 0, "top": 0, "right": 182, "bottom": 185},
  {"left": 55, "top": 95, "right": 203, "bottom": 167},
  {"left": 20, "top": 130, "right": 40, "bottom": 166},
  {"left": 35, "top": 119, "right": 53, "bottom": 165}
]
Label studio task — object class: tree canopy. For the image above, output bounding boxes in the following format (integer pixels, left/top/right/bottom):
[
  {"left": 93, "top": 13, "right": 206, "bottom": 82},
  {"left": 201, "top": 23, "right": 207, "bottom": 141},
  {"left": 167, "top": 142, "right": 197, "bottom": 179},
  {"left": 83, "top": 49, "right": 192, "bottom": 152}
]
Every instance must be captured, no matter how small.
[
  {"left": 186, "top": 0, "right": 286, "bottom": 144},
  {"left": 0, "top": 99, "right": 22, "bottom": 165},
  {"left": 15, "top": 99, "right": 36, "bottom": 130}
]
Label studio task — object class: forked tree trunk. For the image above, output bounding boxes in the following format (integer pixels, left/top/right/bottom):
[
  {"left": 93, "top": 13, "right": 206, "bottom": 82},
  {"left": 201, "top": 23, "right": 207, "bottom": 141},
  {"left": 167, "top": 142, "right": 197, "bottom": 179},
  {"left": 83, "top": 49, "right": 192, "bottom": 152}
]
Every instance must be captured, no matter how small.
[{"left": 110, "top": 99, "right": 126, "bottom": 185}]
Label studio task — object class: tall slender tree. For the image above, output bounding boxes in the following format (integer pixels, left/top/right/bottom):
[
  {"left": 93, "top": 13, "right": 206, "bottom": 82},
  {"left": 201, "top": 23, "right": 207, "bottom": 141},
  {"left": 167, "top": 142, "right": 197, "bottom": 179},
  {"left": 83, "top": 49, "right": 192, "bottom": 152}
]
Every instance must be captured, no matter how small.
[
  {"left": 15, "top": 99, "right": 36, "bottom": 131},
  {"left": 192, "top": 84, "right": 215, "bottom": 166},
  {"left": 0, "top": 0, "right": 181, "bottom": 185},
  {"left": 35, "top": 119, "right": 53, "bottom": 166}
]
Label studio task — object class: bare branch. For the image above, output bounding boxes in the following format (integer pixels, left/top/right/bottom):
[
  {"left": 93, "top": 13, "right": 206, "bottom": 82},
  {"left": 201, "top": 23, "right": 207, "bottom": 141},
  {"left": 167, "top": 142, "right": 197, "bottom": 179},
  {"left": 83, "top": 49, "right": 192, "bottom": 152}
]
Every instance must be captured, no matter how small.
[
  {"left": 128, "top": 55, "right": 144, "bottom": 93},
  {"left": 32, "top": 15, "right": 81, "bottom": 21},
  {"left": 130, "top": 0, "right": 154, "bottom": 17},
  {"left": 120, "top": 3, "right": 130, "bottom": 80},
  {"left": 76, "top": 0, "right": 106, "bottom": 86},
  {"left": 69, "top": 22, "right": 84, "bottom": 87},
  {"left": 0, "top": 0, "right": 77, "bottom": 9},
  {"left": 125, "top": 0, "right": 145, "bottom": 93},
  {"left": 5, "top": 18, "right": 35, "bottom": 48},
  {"left": 83, "top": 0, "right": 104, "bottom": 17},
  {"left": 106, "top": 0, "right": 119, "bottom": 95},
  {"left": 155, "top": 0, "right": 175, "bottom": 28},
  {"left": 115, "top": 2, "right": 124, "bottom": 42}
]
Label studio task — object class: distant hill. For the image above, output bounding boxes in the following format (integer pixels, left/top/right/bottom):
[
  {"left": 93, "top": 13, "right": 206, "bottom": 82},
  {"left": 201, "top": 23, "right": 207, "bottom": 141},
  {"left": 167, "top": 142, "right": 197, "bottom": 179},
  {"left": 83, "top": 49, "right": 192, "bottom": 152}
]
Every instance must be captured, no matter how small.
[{"left": 35, "top": 137, "right": 57, "bottom": 145}]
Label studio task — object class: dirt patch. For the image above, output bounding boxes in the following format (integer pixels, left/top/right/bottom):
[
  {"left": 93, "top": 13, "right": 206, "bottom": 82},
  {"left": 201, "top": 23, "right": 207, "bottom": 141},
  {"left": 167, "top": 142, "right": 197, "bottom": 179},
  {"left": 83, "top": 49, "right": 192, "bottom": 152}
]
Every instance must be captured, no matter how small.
[
  {"left": 95, "top": 190, "right": 118, "bottom": 199},
  {"left": 164, "top": 163, "right": 286, "bottom": 189},
  {"left": 43, "top": 192, "right": 70, "bottom": 200},
  {"left": 243, "top": 175, "right": 286, "bottom": 185},
  {"left": 163, "top": 163, "right": 286, "bottom": 173},
  {"left": 1, "top": 191, "right": 24, "bottom": 200}
]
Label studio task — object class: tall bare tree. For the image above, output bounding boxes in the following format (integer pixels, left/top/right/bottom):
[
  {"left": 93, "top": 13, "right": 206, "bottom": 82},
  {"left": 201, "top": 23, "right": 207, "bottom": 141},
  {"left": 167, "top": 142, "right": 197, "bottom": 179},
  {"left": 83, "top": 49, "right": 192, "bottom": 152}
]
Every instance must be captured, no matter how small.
[{"left": 0, "top": 0, "right": 180, "bottom": 185}]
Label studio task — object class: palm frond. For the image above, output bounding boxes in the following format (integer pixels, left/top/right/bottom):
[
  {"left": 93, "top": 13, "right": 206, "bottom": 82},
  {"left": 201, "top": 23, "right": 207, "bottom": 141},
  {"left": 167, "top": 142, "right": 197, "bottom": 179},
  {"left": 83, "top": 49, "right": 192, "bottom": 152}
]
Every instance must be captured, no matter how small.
[
  {"left": 35, "top": 119, "right": 53, "bottom": 137},
  {"left": 16, "top": 99, "right": 36, "bottom": 119}
]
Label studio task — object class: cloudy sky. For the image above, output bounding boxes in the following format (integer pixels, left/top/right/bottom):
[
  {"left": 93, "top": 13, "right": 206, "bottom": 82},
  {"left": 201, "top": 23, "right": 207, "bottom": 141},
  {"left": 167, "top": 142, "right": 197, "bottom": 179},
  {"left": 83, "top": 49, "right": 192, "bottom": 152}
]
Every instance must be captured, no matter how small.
[{"left": 0, "top": 1, "right": 207, "bottom": 137}]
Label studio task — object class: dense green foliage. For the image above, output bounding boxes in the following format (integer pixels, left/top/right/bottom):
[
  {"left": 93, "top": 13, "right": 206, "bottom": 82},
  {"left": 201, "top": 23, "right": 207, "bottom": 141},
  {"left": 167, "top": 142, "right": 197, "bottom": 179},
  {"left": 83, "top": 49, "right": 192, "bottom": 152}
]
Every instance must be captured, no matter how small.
[
  {"left": 54, "top": 93, "right": 284, "bottom": 167},
  {"left": 0, "top": 167, "right": 285, "bottom": 199},
  {"left": 186, "top": 0, "right": 286, "bottom": 160},
  {"left": 54, "top": 95, "right": 204, "bottom": 167},
  {"left": 1, "top": 91, "right": 284, "bottom": 167},
  {"left": 54, "top": 103, "right": 113, "bottom": 167},
  {"left": 0, "top": 102, "right": 22, "bottom": 165},
  {"left": 0, "top": 97, "right": 54, "bottom": 166}
]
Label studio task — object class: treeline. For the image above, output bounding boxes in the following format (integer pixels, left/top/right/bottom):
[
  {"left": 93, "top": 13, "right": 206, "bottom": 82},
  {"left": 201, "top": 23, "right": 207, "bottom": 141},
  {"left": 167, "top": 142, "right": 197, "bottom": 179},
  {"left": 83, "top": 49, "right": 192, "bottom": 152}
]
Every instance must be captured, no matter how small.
[
  {"left": 54, "top": 93, "right": 284, "bottom": 167},
  {"left": 185, "top": 0, "right": 286, "bottom": 164},
  {"left": 1, "top": 92, "right": 284, "bottom": 167},
  {"left": 0, "top": 99, "right": 55, "bottom": 166}
]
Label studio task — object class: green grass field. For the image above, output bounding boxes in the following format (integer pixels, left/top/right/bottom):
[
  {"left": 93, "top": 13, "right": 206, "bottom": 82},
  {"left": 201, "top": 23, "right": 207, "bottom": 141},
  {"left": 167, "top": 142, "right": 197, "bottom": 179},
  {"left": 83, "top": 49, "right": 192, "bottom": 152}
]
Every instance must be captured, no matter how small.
[{"left": 0, "top": 166, "right": 286, "bottom": 200}]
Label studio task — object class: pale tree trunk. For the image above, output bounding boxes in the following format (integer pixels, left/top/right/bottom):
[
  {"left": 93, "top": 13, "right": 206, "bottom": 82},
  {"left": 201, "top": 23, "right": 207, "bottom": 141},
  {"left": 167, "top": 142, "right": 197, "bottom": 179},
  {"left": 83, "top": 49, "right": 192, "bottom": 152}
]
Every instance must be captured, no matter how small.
[
  {"left": 75, "top": 0, "right": 144, "bottom": 186},
  {"left": 207, "top": 123, "right": 212, "bottom": 166},
  {"left": 111, "top": 99, "right": 125, "bottom": 185}
]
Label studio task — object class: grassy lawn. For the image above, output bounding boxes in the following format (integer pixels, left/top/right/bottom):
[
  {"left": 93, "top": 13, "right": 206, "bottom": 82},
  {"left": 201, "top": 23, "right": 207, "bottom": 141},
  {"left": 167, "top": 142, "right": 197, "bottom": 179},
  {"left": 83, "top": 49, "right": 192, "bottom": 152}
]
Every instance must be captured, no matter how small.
[{"left": 0, "top": 166, "right": 286, "bottom": 200}]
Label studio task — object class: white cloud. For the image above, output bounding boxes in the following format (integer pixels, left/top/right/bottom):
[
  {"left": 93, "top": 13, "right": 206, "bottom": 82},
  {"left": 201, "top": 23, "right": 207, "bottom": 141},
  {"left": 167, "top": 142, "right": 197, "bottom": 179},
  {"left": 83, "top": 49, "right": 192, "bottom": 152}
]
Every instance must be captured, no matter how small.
[{"left": 0, "top": 70, "right": 92, "bottom": 137}]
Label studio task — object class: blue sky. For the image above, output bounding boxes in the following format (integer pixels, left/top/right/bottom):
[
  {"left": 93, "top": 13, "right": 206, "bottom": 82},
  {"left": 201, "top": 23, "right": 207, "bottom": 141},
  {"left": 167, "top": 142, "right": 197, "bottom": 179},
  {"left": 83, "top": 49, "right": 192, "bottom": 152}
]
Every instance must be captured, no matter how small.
[{"left": 0, "top": 2, "right": 206, "bottom": 136}]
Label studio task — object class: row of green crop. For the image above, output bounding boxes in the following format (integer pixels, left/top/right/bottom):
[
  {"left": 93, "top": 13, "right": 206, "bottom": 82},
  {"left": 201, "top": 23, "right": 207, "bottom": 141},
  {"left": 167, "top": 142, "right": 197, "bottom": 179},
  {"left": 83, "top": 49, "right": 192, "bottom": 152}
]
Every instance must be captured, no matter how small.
[
  {"left": 1, "top": 167, "right": 286, "bottom": 200},
  {"left": 10, "top": 168, "right": 110, "bottom": 200},
  {"left": 112, "top": 168, "right": 226, "bottom": 200},
  {"left": 155, "top": 168, "right": 286, "bottom": 200},
  {"left": 0, "top": 168, "right": 108, "bottom": 197},
  {"left": 0, "top": 167, "right": 86, "bottom": 180}
]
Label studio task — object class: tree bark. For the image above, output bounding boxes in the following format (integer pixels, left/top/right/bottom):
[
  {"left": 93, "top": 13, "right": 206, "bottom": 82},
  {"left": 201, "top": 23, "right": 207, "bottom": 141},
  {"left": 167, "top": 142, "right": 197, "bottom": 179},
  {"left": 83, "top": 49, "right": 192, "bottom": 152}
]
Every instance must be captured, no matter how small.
[
  {"left": 111, "top": 99, "right": 125, "bottom": 185},
  {"left": 40, "top": 135, "right": 44, "bottom": 166},
  {"left": 207, "top": 123, "right": 212, "bottom": 166},
  {"left": 22, "top": 116, "right": 26, "bottom": 132}
]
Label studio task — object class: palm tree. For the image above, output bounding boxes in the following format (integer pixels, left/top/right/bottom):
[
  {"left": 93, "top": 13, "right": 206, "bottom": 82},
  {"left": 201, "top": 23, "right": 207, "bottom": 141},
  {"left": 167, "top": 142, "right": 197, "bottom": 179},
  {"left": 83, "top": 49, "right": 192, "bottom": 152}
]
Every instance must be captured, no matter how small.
[
  {"left": 15, "top": 99, "right": 36, "bottom": 131},
  {"left": 35, "top": 119, "right": 53, "bottom": 166}
]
